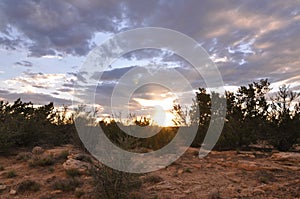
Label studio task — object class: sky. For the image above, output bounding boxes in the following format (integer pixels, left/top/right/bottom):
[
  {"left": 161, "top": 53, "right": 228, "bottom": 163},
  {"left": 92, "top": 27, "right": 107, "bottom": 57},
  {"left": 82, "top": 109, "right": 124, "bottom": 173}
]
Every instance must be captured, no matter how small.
[{"left": 0, "top": 0, "right": 300, "bottom": 125}]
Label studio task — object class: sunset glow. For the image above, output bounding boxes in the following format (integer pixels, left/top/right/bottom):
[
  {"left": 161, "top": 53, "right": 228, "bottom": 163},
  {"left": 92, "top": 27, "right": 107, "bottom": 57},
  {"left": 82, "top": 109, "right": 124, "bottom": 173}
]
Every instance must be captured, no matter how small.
[{"left": 134, "top": 97, "right": 176, "bottom": 126}]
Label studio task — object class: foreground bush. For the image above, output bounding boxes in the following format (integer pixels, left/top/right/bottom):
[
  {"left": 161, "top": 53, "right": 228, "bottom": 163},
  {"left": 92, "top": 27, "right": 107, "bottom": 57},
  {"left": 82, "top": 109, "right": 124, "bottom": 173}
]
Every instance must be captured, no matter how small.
[{"left": 92, "top": 165, "right": 142, "bottom": 199}]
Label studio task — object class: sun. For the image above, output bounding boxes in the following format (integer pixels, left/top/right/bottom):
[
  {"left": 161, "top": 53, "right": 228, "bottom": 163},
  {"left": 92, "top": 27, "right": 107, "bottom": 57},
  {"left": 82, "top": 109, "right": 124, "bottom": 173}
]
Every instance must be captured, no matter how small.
[
  {"left": 134, "top": 97, "right": 176, "bottom": 127},
  {"left": 152, "top": 105, "right": 175, "bottom": 127}
]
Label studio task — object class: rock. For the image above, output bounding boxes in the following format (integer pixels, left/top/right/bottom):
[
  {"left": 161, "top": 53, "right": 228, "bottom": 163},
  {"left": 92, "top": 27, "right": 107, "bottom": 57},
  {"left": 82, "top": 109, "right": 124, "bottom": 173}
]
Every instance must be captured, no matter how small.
[
  {"left": 9, "top": 189, "right": 17, "bottom": 195},
  {"left": 206, "top": 163, "right": 213, "bottom": 168},
  {"left": 253, "top": 188, "right": 265, "bottom": 195},
  {"left": 32, "top": 146, "right": 44, "bottom": 155},
  {"left": 237, "top": 161, "right": 258, "bottom": 171},
  {"left": 229, "top": 176, "right": 241, "bottom": 183},
  {"left": 271, "top": 152, "right": 300, "bottom": 163},
  {"left": 177, "top": 169, "right": 184, "bottom": 175},
  {"left": 237, "top": 152, "right": 255, "bottom": 158},
  {"left": 191, "top": 164, "right": 202, "bottom": 169},
  {"left": 50, "top": 190, "right": 62, "bottom": 195},
  {"left": 0, "top": 184, "right": 7, "bottom": 190},
  {"left": 183, "top": 189, "right": 192, "bottom": 194},
  {"left": 63, "top": 158, "right": 91, "bottom": 174}
]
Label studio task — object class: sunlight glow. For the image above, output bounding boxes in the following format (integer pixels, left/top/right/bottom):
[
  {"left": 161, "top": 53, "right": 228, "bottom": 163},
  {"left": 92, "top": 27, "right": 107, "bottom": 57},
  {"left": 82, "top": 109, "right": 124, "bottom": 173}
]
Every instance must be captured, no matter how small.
[{"left": 134, "top": 97, "right": 176, "bottom": 126}]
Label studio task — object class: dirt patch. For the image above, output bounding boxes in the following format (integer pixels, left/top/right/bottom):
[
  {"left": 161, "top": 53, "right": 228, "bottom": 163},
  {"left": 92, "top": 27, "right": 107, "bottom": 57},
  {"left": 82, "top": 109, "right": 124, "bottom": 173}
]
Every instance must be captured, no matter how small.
[{"left": 0, "top": 146, "right": 299, "bottom": 199}]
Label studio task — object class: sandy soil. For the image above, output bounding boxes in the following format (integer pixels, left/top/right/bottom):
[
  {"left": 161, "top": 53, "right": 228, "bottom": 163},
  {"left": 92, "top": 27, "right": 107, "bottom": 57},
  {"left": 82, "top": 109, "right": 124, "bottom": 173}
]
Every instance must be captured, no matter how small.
[{"left": 0, "top": 146, "right": 299, "bottom": 199}]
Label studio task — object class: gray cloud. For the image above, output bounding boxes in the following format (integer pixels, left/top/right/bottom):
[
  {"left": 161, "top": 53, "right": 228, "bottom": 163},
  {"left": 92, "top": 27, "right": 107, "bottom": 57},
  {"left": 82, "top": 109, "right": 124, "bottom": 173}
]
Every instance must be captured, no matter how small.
[
  {"left": 0, "top": 0, "right": 133, "bottom": 56},
  {"left": 15, "top": 60, "right": 33, "bottom": 67},
  {"left": 0, "top": 0, "right": 300, "bottom": 111},
  {"left": 91, "top": 66, "right": 136, "bottom": 81},
  {"left": 0, "top": 90, "right": 75, "bottom": 105}
]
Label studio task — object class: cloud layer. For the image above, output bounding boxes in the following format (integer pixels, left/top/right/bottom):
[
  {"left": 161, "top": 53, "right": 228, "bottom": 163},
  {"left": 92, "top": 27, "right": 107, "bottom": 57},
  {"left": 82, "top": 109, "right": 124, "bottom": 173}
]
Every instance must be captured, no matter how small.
[{"left": 0, "top": 0, "right": 299, "bottom": 114}]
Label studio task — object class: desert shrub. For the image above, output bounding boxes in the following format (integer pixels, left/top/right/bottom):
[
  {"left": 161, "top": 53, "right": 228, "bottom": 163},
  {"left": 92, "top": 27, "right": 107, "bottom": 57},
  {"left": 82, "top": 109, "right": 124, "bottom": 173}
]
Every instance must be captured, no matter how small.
[
  {"left": 0, "top": 99, "right": 79, "bottom": 152},
  {"left": 144, "top": 175, "right": 163, "bottom": 184},
  {"left": 6, "top": 170, "right": 17, "bottom": 178},
  {"left": 32, "top": 146, "right": 44, "bottom": 155},
  {"left": 48, "top": 167, "right": 55, "bottom": 173},
  {"left": 52, "top": 178, "right": 81, "bottom": 192},
  {"left": 184, "top": 168, "right": 192, "bottom": 173},
  {"left": 141, "top": 127, "right": 177, "bottom": 150},
  {"left": 28, "top": 155, "right": 54, "bottom": 167},
  {"left": 17, "top": 180, "right": 40, "bottom": 193},
  {"left": 66, "top": 168, "right": 81, "bottom": 178},
  {"left": 92, "top": 165, "right": 142, "bottom": 199},
  {"left": 0, "top": 165, "right": 4, "bottom": 171},
  {"left": 58, "top": 150, "right": 69, "bottom": 160},
  {"left": 256, "top": 170, "right": 274, "bottom": 184},
  {"left": 74, "top": 154, "right": 92, "bottom": 163},
  {"left": 16, "top": 152, "right": 32, "bottom": 161},
  {"left": 75, "top": 188, "right": 85, "bottom": 198}
]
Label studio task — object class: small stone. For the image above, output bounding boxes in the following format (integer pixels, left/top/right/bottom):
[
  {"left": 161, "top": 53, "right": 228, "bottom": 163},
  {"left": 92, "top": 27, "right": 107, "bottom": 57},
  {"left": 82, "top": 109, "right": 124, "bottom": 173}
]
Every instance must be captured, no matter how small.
[
  {"left": 51, "top": 190, "right": 62, "bottom": 194},
  {"left": 206, "top": 163, "right": 213, "bottom": 168},
  {"left": 63, "top": 158, "right": 91, "bottom": 174},
  {"left": 229, "top": 177, "right": 241, "bottom": 183},
  {"left": 191, "top": 164, "right": 202, "bottom": 169},
  {"left": 238, "top": 162, "right": 258, "bottom": 171},
  {"left": 10, "top": 189, "right": 17, "bottom": 195},
  {"left": 0, "top": 185, "right": 7, "bottom": 190},
  {"left": 253, "top": 188, "right": 265, "bottom": 195},
  {"left": 183, "top": 189, "right": 192, "bottom": 194},
  {"left": 177, "top": 169, "right": 184, "bottom": 174}
]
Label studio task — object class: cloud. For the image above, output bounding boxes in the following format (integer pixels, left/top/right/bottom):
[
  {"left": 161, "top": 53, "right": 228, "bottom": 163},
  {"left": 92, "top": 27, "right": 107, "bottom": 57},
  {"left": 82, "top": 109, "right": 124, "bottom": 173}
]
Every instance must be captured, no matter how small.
[
  {"left": 14, "top": 60, "right": 33, "bottom": 67},
  {"left": 0, "top": 72, "right": 78, "bottom": 105},
  {"left": 0, "top": 0, "right": 300, "bottom": 113},
  {"left": 0, "top": 0, "right": 131, "bottom": 56},
  {"left": 4, "top": 72, "right": 67, "bottom": 90},
  {"left": 0, "top": 90, "right": 75, "bottom": 105}
]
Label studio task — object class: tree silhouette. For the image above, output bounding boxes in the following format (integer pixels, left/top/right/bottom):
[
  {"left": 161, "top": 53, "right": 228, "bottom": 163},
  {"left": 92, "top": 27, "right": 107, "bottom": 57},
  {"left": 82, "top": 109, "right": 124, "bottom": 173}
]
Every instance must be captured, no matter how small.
[{"left": 270, "top": 85, "right": 300, "bottom": 151}]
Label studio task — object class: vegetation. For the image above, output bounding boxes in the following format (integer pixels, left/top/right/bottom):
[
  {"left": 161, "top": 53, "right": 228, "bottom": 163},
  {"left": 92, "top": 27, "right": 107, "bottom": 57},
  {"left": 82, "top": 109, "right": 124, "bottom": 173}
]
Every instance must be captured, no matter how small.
[
  {"left": 58, "top": 150, "right": 70, "bottom": 160},
  {"left": 65, "top": 168, "right": 81, "bottom": 178},
  {"left": 92, "top": 165, "right": 142, "bottom": 199},
  {"left": 0, "top": 79, "right": 299, "bottom": 198},
  {"left": 144, "top": 175, "right": 164, "bottom": 184},
  {"left": 0, "top": 99, "right": 80, "bottom": 152},
  {"left": 17, "top": 180, "right": 40, "bottom": 193},
  {"left": 6, "top": 170, "right": 17, "bottom": 178},
  {"left": 0, "top": 79, "right": 299, "bottom": 155},
  {"left": 175, "top": 79, "right": 300, "bottom": 151},
  {"left": 28, "top": 154, "right": 55, "bottom": 167},
  {"left": 52, "top": 178, "right": 81, "bottom": 192}
]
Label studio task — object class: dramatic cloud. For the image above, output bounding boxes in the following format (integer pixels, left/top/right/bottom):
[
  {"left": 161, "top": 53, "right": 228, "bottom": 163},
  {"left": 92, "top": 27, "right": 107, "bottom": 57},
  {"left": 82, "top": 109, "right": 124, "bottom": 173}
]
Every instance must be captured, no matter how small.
[
  {"left": 1, "top": 72, "right": 77, "bottom": 105},
  {"left": 0, "top": 0, "right": 299, "bottom": 114}
]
